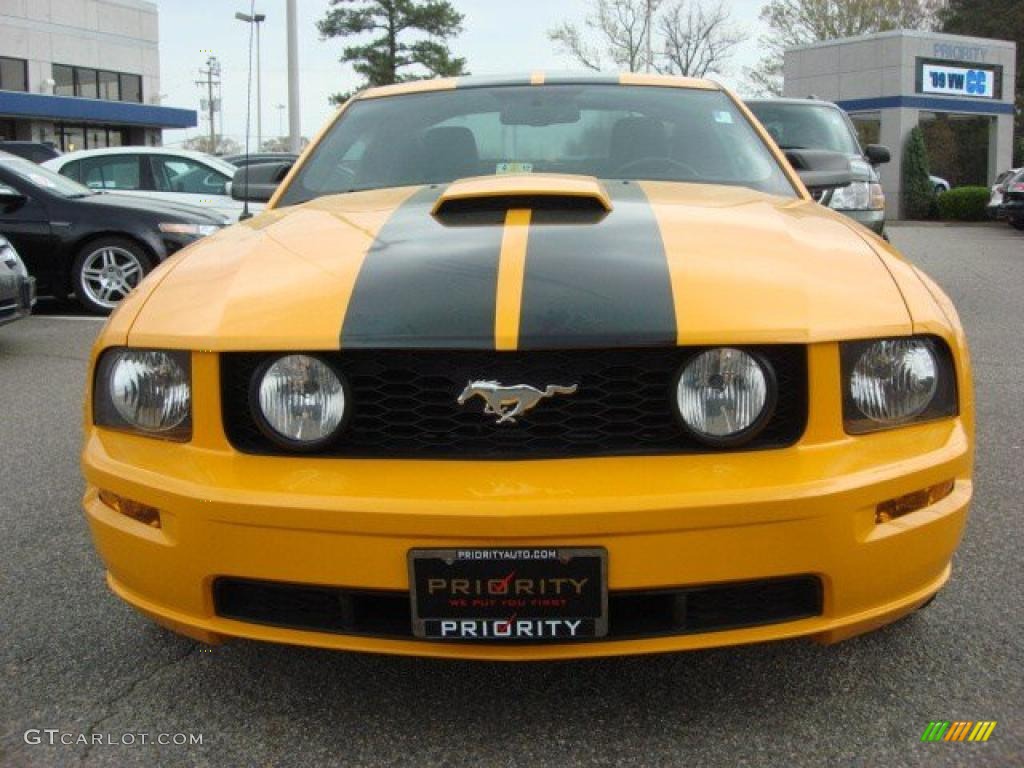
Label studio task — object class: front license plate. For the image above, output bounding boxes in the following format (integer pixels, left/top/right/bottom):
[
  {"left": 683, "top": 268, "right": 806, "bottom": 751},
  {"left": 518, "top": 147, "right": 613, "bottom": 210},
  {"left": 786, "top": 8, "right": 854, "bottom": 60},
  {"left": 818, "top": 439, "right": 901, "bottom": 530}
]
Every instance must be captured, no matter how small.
[{"left": 409, "top": 547, "right": 607, "bottom": 641}]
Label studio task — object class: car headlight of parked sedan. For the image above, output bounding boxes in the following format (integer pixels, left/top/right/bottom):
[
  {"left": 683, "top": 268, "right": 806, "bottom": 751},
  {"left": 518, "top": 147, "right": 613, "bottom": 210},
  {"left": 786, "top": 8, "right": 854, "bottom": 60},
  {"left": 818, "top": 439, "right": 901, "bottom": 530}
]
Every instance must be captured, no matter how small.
[
  {"left": 0, "top": 236, "right": 28, "bottom": 278},
  {"left": 158, "top": 222, "right": 223, "bottom": 238}
]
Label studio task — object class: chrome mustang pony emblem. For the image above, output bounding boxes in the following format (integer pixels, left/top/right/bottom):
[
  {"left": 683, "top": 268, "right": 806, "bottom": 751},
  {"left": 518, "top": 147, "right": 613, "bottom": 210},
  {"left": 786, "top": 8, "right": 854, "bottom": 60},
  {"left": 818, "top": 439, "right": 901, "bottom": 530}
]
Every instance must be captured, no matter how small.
[{"left": 457, "top": 380, "right": 578, "bottom": 424}]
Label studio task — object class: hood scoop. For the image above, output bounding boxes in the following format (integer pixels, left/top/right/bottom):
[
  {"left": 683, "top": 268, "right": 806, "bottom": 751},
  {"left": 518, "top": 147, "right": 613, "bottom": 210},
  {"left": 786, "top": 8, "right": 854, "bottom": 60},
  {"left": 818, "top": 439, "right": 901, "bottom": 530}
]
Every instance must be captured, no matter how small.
[{"left": 432, "top": 174, "right": 612, "bottom": 220}]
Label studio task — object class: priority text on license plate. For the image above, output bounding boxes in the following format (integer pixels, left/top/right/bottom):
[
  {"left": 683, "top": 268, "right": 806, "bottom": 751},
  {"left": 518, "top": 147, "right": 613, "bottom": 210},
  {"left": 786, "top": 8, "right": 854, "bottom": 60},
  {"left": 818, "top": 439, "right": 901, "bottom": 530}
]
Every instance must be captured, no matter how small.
[{"left": 408, "top": 547, "right": 608, "bottom": 641}]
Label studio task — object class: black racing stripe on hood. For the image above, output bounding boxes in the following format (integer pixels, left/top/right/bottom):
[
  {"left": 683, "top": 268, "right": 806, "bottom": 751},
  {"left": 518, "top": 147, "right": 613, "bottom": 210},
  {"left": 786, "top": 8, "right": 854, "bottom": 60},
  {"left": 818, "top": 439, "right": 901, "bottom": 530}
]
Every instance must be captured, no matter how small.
[
  {"left": 340, "top": 185, "right": 505, "bottom": 349},
  {"left": 517, "top": 181, "right": 676, "bottom": 349}
]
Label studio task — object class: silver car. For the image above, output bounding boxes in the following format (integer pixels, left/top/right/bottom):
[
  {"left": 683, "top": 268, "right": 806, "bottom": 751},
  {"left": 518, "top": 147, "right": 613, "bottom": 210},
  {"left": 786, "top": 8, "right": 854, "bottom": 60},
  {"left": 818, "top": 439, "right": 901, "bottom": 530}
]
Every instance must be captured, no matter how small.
[
  {"left": 987, "top": 168, "right": 1021, "bottom": 219},
  {"left": 0, "top": 236, "right": 34, "bottom": 327}
]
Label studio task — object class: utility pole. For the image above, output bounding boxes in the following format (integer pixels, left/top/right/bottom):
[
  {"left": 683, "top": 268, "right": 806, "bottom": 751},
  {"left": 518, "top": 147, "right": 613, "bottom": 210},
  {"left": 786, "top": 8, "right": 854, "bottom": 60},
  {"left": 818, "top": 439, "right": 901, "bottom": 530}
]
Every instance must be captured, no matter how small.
[
  {"left": 195, "top": 56, "right": 221, "bottom": 152},
  {"left": 286, "top": 0, "right": 300, "bottom": 153}
]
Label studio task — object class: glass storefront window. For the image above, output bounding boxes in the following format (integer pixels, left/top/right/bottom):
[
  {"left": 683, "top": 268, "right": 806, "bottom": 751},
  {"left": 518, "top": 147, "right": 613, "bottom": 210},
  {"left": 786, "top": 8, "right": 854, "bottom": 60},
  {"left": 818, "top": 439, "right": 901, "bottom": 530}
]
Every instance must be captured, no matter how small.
[
  {"left": 59, "top": 125, "right": 85, "bottom": 152},
  {"left": 53, "top": 124, "right": 129, "bottom": 151},
  {"left": 87, "top": 126, "right": 107, "bottom": 148}
]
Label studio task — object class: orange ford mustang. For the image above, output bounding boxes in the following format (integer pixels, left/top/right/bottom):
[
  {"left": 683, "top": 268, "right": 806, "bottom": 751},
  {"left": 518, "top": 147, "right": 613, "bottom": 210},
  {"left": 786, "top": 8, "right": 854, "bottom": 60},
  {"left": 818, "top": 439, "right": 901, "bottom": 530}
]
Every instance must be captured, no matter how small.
[{"left": 81, "top": 73, "right": 972, "bottom": 660}]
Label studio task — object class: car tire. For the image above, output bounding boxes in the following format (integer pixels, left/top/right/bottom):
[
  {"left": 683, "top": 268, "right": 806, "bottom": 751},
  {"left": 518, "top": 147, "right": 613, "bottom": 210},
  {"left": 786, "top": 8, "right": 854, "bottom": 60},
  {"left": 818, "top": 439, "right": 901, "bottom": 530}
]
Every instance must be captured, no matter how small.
[
  {"left": 72, "top": 237, "right": 153, "bottom": 315},
  {"left": 1011, "top": 219, "right": 1024, "bottom": 231}
]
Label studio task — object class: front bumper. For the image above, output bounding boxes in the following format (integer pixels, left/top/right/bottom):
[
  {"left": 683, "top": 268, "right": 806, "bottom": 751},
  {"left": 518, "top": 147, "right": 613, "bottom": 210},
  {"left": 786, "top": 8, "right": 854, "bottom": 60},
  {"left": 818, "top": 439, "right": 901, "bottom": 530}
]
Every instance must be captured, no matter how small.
[
  {"left": 82, "top": 349, "right": 971, "bottom": 660},
  {"left": 836, "top": 208, "right": 886, "bottom": 235},
  {"left": 0, "top": 274, "right": 35, "bottom": 327},
  {"left": 1002, "top": 199, "right": 1024, "bottom": 223}
]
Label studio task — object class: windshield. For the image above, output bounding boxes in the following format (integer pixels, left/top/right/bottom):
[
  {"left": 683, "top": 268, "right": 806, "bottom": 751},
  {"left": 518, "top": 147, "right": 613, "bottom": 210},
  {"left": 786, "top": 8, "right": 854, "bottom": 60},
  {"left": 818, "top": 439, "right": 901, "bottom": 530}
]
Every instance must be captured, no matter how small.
[
  {"left": 0, "top": 154, "right": 94, "bottom": 198},
  {"left": 748, "top": 103, "right": 862, "bottom": 156},
  {"left": 278, "top": 85, "right": 797, "bottom": 206}
]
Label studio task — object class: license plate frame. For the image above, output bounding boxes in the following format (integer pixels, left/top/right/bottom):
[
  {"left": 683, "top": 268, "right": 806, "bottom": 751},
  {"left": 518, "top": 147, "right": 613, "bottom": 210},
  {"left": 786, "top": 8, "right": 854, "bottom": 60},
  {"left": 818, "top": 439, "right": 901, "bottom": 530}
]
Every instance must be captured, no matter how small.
[{"left": 408, "top": 547, "right": 608, "bottom": 641}]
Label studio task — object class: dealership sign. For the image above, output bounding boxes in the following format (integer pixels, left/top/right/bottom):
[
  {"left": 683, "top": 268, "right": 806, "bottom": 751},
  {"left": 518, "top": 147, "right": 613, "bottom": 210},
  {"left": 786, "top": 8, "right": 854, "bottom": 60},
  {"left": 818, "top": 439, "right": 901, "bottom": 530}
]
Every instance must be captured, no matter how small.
[{"left": 920, "top": 63, "right": 996, "bottom": 99}]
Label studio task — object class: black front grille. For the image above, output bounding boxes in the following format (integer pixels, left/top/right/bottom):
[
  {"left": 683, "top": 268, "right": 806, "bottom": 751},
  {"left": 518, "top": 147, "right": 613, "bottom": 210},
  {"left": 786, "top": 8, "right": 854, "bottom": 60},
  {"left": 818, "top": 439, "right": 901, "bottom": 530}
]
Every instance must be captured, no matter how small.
[
  {"left": 221, "top": 347, "right": 807, "bottom": 459},
  {"left": 213, "top": 575, "right": 823, "bottom": 641}
]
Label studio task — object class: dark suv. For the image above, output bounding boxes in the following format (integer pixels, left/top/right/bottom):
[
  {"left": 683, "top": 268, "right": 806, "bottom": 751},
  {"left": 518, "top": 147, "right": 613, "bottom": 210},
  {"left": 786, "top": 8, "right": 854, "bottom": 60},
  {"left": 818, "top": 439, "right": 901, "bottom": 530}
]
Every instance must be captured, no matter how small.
[
  {"left": 0, "top": 141, "right": 60, "bottom": 164},
  {"left": 747, "top": 98, "right": 890, "bottom": 236}
]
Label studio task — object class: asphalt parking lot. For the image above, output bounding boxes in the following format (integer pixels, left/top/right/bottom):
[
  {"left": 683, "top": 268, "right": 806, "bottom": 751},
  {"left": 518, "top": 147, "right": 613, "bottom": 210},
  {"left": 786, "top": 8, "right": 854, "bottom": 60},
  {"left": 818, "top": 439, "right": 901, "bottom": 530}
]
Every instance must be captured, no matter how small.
[{"left": 1, "top": 223, "right": 1021, "bottom": 767}]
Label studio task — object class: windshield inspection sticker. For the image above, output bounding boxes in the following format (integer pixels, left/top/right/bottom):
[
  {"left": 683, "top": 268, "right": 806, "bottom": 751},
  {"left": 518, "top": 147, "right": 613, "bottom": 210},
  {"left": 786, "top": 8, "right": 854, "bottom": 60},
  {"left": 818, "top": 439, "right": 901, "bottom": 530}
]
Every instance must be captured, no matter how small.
[
  {"left": 496, "top": 162, "right": 533, "bottom": 174},
  {"left": 713, "top": 111, "right": 734, "bottom": 124}
]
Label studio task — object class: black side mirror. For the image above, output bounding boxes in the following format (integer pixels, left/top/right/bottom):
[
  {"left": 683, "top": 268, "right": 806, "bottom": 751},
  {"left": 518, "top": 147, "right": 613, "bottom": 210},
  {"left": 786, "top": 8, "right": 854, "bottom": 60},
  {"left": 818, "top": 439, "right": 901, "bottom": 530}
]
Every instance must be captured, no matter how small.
[
  {"left": 0, "top": 184, "right": 27, "bottom": 212},
  {"left": 785, "top": 149, "right": 854, "bottom": 197},
  {"left": 230, "top": 161, "right": 293, "bottom": 203},
  {"left": 864, "top": 144, "right": 891, "bottom": 166}
]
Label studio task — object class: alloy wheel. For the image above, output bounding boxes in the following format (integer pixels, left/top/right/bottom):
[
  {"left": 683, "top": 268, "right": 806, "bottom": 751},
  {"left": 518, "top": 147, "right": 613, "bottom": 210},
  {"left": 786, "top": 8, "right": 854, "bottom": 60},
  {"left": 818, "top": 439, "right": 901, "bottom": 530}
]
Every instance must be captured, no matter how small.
[{"left": 79, "top": 246, "right": 144, "bottom": 309}]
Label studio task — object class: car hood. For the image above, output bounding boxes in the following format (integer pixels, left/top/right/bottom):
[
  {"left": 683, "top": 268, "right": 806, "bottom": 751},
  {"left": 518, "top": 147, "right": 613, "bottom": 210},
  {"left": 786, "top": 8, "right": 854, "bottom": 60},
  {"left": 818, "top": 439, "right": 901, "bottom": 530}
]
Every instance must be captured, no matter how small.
[
  {"left": 127, "top": 177, "right": 913, "bottom": 350},
  {"left": 74, "top": 192, "right": 230, "bottom": 224}
]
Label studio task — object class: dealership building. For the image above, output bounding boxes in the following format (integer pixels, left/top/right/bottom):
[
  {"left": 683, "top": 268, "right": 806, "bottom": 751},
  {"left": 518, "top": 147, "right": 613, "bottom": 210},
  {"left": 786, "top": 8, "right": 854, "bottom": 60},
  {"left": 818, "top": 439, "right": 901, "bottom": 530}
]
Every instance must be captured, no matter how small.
[
  {"left": 784, "top": 30, "right": 1017, "bottom": 218},
  {"left": 0, "top": 0, "right": 195, "bottom": 151}
]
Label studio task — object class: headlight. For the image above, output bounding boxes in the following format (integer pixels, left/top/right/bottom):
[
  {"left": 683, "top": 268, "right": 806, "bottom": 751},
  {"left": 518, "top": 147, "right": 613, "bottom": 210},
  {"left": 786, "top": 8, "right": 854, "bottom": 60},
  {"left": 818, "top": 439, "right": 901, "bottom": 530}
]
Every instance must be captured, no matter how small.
[
  {"left": 674, "top": 348, "right": 776, "bottom": 446},
  {"left": 253, "top": 355, "right": 347, "bottom": 449},
  {"left": 842, "top": 337, "right": 958, "bottom": 433},
  {"left": 94, "top": 349, "right": 191, "bottom": 439},
  {"left": 158, "top": 222, "right": 221, "bottom": 238},
  {"left": 868, "top": 182, "right": 885, "bottom": 211},
  {"left": 0, "top": 237, "right": 27, "bottom": 278},
  {"left": 829, "top": 180, "right": 872, "bottom": 211}
]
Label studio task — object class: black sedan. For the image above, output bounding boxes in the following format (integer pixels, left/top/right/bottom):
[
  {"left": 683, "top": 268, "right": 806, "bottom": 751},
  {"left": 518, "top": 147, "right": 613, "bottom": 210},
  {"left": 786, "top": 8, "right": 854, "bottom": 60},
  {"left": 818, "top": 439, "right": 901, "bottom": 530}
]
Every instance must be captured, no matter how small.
[
  {"left": 0, "top": 152, "right": 228, "bottom": 313},
  {"left": 0, "top": 235, "right": 34, "bottom": 327}
]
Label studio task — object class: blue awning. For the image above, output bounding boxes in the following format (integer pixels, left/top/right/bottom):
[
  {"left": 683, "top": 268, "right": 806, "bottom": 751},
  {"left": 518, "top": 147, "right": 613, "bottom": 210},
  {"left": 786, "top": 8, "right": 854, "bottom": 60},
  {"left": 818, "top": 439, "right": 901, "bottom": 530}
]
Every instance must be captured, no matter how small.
[
  {"left": 836, "top": 95, "right": 1016, "bottom": 116},
  {"left": 0, "top": 91, "right": 196, "bottom": 128}
]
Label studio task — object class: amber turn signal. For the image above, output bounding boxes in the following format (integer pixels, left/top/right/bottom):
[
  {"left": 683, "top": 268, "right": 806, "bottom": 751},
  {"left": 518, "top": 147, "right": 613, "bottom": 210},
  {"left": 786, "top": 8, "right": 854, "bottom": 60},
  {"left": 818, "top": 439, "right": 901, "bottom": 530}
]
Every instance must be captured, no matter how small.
[
  {"left": 98, "top": 490, "right": 161, "bottom": 528},
  {"left": 876, "top": 480, "right": 955, "bottom": 524}
]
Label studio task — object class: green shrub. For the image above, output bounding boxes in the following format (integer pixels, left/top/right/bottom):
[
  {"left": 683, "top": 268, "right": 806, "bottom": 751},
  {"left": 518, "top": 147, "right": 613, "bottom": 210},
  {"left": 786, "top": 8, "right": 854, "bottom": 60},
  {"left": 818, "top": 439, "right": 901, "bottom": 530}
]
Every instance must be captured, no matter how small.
[
  {"left": 903, "top": 127, "right": 935, "bottom": 220},
  {"left": 936, "top": 186, "right": 991, "bottom": 221}
]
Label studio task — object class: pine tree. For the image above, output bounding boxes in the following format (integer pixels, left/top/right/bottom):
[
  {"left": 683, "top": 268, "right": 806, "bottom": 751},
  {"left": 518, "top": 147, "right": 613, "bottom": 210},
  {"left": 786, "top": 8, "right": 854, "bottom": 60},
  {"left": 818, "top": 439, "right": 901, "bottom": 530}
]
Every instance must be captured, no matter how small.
[
  {"left": 903, "top": 127, "right": 935, "bottom": 220},
  {"left": 318, "top": 0, "right": 468, "bottom": 104}
]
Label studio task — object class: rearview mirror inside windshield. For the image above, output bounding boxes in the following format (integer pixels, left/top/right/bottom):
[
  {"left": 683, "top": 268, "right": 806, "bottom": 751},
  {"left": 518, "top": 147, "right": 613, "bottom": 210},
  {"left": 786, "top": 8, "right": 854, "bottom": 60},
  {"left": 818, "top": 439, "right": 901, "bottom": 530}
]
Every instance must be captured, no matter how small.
[{"left": 500, "top": 96, "right": 581, "bottom": 127}]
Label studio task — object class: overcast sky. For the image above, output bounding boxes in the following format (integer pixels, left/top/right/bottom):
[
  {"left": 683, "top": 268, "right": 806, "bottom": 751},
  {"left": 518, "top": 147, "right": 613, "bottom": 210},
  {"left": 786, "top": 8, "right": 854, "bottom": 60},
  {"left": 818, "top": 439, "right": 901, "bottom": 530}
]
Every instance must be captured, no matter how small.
[{"left": 158, "top": 0, "right": 770, "bottom": 148}]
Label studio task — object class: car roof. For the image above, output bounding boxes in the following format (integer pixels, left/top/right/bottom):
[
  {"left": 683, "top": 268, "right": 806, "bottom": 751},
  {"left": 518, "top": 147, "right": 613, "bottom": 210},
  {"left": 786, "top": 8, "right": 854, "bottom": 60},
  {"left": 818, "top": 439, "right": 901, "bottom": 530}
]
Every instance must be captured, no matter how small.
[
  {"left": 746, "top": 97, "right": 843, "bottom": 110},
  {"left": 44, "top": 146, "right": 236, "bottom": 173},
  {"left": 48, "top": 146, "right": 227, "bottom": 162},
  {"left": 354, "top": 72, "right": 720, "bottom": 100}
]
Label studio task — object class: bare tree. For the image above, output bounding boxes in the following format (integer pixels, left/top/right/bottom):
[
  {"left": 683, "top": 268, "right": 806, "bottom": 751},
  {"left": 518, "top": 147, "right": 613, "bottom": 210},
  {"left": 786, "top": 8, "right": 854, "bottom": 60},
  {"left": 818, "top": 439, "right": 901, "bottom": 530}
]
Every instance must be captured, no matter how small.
[
  {"left": 658, "top": 1, "right": 742, "bottom": 77},
  {"left": 549, "top": 0, "right": 662, "bottom": 73},
  {"left": 746, "top": 0, "right": 943, "bottom": 95}
]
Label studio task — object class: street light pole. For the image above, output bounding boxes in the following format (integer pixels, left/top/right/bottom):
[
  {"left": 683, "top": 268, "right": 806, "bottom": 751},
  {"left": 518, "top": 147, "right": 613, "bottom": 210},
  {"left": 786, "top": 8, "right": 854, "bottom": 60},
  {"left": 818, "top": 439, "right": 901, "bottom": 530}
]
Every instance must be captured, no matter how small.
[{"left": 235, "top": 11, "right": 266, "bottom": 150}]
